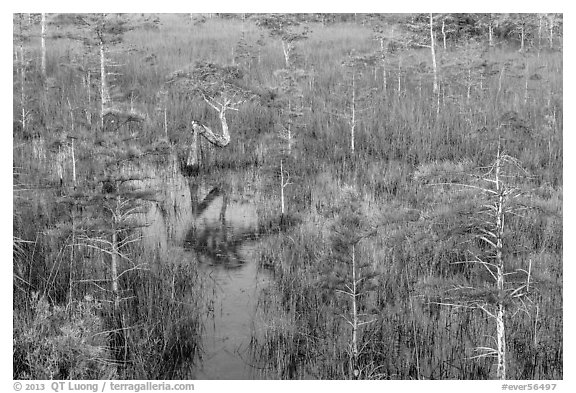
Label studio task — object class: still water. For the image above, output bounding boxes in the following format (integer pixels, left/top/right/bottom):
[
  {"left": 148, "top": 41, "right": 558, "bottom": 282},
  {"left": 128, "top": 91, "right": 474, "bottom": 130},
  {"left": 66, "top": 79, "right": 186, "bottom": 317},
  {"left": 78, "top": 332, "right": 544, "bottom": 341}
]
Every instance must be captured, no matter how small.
[{"left": 132, "top": 156, "right": 269, "bottom": 379}]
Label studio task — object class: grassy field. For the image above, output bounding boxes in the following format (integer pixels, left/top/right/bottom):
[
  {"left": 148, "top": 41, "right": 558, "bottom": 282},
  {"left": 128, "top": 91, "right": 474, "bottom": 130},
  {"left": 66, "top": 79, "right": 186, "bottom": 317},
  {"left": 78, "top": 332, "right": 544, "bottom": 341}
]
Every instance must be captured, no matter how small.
[{"left": 13, "top": 13, "right": 562, "bottom": 380}]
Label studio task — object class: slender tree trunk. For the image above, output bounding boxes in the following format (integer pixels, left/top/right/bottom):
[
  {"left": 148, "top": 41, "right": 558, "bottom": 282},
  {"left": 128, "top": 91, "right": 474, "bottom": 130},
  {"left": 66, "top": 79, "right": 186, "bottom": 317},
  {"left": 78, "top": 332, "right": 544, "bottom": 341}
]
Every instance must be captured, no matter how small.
[
  {"left": 99, "top": 37, "right": 109, "bottom": 131},
  {"left": 351, "top": 244, "right": 359, "bottom": 378},
  {"left": 380, "top": 38, "right": 387, "bottom": 92},
  {"left": 68, "top": 208, "right": 76, "bottom": 309},
  {"left": 280, "top": 159, "right": 285, "bottom": 215},
  {"left": 66, "top": 98, "right": 77, "bottom": 187},
  {"left": 533, "top": 305, "right": 539, "bottom": 348},
  {"left": 71, "top": 139, "right": 76, "bottom": 187},
  {"left": 20, "top": 42, "right": 26, "bottom": 133},
  {"left": 496, "top": 301, "right": 506, "bottom": 379},
  {"left": 548, "top": 14, "right": 555, "bottom": 49},
  {"left": 441, "top": 19, "right": 447, "bottom": 50},
  {"left": 86, "top": 71, "right": 92, "bottom": 126},
  {"left": 538, "top": 14, "right": 543, "bottom": 54},
  {"left": 281, "top": 40, "right": 290, "bottom": 67},
  {"left": 495, "top": 148, "right": 506, "bottom": 380},
  {"left": 56, "top": 145, "right": 64, "bottom": 187},
  {"left": 111, "top": 200, "right": 121, "bottom": 310},
  {"left": 17, "top": 14, "right": 27, "bottom": 132},
  {"left": 520, "top": 23, "right": 525, "bottom": 52},
  {"left": 430, "top": 13, "right": 438, "bottom": 93},
  {"left": 350, "top": 73, "right": 356, "bottom": 153},
  {"left": 41, "top": 13, "right": 47, "bottom": 79},
  {"left": 524, "top": 75, "right": 529, "bottom": 106},
  {"left": 467, "top": 68, "right": 472, "bottom": 102},
  {"left": 489, "top": 20, "right": 494, "bottom": 47}
]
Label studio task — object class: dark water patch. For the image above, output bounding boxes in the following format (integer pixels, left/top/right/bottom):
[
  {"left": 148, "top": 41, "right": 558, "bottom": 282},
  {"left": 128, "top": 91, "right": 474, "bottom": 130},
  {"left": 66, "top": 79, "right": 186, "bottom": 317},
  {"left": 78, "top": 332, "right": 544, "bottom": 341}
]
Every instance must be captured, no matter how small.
[{"left": 135, "top": 155, "right": 278, "bottom": 379}]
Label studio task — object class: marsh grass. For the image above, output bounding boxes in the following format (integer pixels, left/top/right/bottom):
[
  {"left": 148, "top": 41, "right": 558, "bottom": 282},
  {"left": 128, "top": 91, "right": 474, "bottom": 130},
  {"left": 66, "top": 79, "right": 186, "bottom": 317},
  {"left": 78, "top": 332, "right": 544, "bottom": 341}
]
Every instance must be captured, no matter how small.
[{"left": 14, "top": 14, "right": 561, "bottom": 379}]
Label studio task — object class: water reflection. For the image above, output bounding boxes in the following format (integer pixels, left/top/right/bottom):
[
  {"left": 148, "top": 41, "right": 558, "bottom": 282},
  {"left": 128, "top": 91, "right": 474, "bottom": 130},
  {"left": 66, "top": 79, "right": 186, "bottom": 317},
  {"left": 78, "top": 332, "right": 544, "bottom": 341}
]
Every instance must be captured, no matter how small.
[
  {"left": 134, "top": 155, "right": 266, "bottom": 379},
  {"left": 184, "top": 186, "right": 263, "bottom": 268}
]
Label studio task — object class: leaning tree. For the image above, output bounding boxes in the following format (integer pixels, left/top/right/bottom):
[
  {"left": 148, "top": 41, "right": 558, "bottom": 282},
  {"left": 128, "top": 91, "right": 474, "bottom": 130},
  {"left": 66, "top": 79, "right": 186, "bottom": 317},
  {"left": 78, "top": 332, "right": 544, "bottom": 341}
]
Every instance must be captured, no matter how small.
[{"left": 165, "top": 61, "right": 256, "bottom": 170}]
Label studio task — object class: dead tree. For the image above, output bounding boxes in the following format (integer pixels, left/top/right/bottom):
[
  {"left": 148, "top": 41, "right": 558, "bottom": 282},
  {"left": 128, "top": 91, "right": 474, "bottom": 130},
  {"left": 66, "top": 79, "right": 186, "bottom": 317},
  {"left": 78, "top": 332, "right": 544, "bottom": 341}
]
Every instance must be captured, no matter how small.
[
  {"left": 404, "top": 13, "right": 440, "bottom": 93},
  {"left": 416, "top": 134, "right": 540, "bottom": 380}
]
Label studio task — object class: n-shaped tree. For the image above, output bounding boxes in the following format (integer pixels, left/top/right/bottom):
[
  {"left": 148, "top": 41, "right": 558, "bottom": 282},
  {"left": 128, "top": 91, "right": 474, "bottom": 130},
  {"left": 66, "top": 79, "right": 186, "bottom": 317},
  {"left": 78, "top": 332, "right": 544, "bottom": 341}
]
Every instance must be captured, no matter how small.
[{"left": 166, "top": 61, "right": 255, "bottom": 169}]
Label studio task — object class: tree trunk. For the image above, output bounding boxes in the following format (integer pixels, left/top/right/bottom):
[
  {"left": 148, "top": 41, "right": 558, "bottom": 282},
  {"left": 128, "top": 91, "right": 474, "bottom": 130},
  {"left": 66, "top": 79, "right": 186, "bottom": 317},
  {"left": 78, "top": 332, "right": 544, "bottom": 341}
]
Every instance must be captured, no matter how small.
[
  {"left": 442, "top": 19, "right": 447, "bottom": 50},
  {"left": 192, "top": 121, "right": 230, "bottom": 147},
  {"left": 71, "top": 139, "right": 76, "bottom": 187},
  {"left": 99, "top": 37, "right": 109, "bottom": 131},
  {"left": 41, "top": 13, "right": 47, "bottom": 79},
  {"left": 496, "top": 301, "right": 506, "bottom": 379},
  {"left": 280, "top": 159, "right": 285, "bottom": 215},
  {"left": 467, "top": 68, "right": 472, "bottom": 102},
  {"left": 86, "top": 71, "right": 92, "bottom": 126},
  {"left": 281, "top": 40, "right": 291, "bottom": 67},
  {"left": 548, "top": 14, "right": 555, "bottom": 49},
  {"left": 351, "top": 244, "right": 359, "bottom": 379},
  {"left": 524, "top": 75, "right": 529, "bottom": 106},
  {"left": 187, "top": 105, "right": 231, "bottom": 168},
  {"left": 380, "top": 38, "right": 387, "bottom": 92},
  {"left": 68, "top": 209, "right": 76, "bottom": 309},
  {"left": 430, "top": 13, "right": 438, "bottom": 93},
  {"left": 538, "top": 14, "right": 543, "bottom": 53},
  {"left": 495, "top": 149, "right": 507, "bottom": 380},
  {"left": 520, "top": 24, "right": 525, "bottom": 52},
  {"left": 192, "top": 105, "right": 230, "bottom": 147},
  {"left": 187, "top": 124, "right": 199, "bottom": 167},
  {"left": 350, "top": 73, "right": 356, "bottom": 153},
  {"left": 20, "top": 42, "right": 26, "bottom": 132},
  {"left": 111, "top": 224, "right": 120, "bottom": 310},
  {"left": 67, "top": 97, "right": 76, "bottom": 186}
]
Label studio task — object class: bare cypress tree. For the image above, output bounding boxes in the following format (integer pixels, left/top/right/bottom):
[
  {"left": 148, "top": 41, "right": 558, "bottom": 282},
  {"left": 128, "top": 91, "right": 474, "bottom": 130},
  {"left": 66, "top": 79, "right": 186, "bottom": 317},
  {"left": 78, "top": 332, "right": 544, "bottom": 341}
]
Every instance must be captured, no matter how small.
[
  {"left": 50, "top": 14, "right": 146, "bottom": 132},
  {"left": 321, "top": 187, "right": 378, "bottom": 379},
  {"left": 402, "top": 13, "right": 439, "bottom": 93},
  {"left": 546, "top": 13, "right": 562, "bottom": 50},
  {"left": 14, "top": 14, "right": 31, "bottom": 134},
  {"left": 166, "top": 61, "right": 256, "bottom": 169},
  {"left": 477, "top": 14, "right": 500, "bottom": 48},
  {"left": 415, "top": 131, "right": 541, "bottom": 379},
  {"left": 254, "top": 14, "right": 309, "bottom": 68},
  {"left": 329, "top": 53, "right": 376, "bottom": 153},
  {"left": 273, "top": 67, "right": 307, "bottom": 156}
]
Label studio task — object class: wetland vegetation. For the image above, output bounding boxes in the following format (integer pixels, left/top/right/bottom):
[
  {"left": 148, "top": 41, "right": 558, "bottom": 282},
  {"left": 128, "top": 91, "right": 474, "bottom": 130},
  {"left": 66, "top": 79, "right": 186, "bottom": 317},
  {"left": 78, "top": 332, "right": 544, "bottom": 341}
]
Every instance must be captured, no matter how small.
[{"left": 13, "top": 13, "right": 562, "bottom": 380}]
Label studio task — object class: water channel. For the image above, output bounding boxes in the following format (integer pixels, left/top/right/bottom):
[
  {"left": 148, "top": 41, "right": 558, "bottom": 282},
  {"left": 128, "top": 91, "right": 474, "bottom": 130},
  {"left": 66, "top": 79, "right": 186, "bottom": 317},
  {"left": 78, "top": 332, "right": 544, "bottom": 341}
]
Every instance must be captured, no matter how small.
[{"left": 131, "top": 155, "right": 270, "bottom": 379}]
